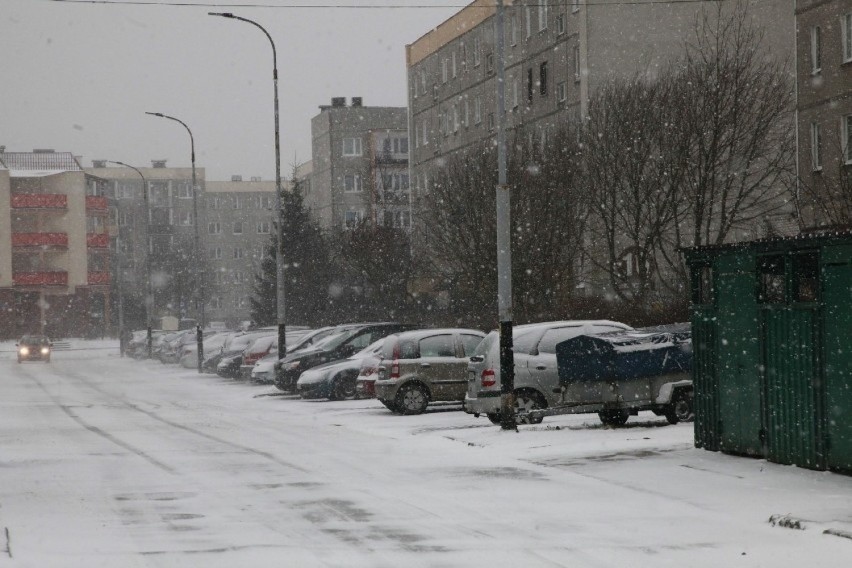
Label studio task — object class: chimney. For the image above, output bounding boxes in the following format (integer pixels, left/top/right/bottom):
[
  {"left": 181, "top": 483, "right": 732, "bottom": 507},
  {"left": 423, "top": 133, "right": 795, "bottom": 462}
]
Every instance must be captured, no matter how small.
[
  {"left": 92, "top": 160, "right": 107, "bottom": 168},
  {"left": 250, "top": 176, "right": 261, "bottom": 182},
  {"left": 152, "top": 160, "right": 167, "bottom": 168},
  {"left": 0, "top": 146, "right": 6, "bottom": 153},
  {"left": 231, "top": 175, "right": 243, "bottom": 182},
  {"left": 331, "top": 97, "right": 346, "bottom": 107},
  {"left": 351, "top": 97, "right": 363, "bottom": 107}
]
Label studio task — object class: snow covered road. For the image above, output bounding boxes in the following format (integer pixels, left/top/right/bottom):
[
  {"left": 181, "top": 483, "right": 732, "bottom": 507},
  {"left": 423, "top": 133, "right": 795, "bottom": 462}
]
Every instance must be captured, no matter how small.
[{"left": 1, "top": 344, "right": 850, "bottom": 567}]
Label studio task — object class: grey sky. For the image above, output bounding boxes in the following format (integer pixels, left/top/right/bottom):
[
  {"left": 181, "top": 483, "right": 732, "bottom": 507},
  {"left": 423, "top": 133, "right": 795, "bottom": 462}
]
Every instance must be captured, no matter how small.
[{"left": 1, "top": 0, "right": 461, "bottom": 181}]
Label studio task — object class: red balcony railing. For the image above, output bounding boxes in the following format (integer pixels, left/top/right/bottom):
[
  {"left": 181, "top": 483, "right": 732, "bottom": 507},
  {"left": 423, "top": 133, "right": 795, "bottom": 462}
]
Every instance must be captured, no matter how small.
[
  {"left": 87, "top": 272, "right": 110, "bottom": 285},
  {"left": 12, "top": 232, "right": 69, "bottom": 248},
  {"left": 10, "top": 194, "right": 67, "bottom": 209},
  {"left": 13, "top": 271, "right": 68, "bottom": 287},
  {"left": 86, "top": 233, "right": 109, "bottom": 248},
  {"left": 85, "top": 196, "right": 109, "bottom": 211}
]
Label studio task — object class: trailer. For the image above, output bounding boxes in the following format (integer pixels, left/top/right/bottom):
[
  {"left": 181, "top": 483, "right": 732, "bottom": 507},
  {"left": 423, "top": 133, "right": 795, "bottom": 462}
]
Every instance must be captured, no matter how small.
[{"left": 517, "top": 324, "right": 694, "bottom": 426}]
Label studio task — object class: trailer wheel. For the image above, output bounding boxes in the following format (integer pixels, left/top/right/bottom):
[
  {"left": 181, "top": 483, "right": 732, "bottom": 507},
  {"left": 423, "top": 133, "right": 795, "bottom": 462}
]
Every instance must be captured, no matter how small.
[
  {"left": 514, "top": 390, "right": 546, "bottom": 424},
  {"left": 598, "top": 409, "right": 630, "bottom": 427},
  {"left": 666, "top": 391, "right": 694, "bottom": 424}
]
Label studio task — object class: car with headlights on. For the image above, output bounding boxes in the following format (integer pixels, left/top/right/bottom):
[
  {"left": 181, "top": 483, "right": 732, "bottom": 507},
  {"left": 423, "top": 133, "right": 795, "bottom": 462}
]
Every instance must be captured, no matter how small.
[{"left": 17, "top": 335, "right": 53, "bottom": 363}]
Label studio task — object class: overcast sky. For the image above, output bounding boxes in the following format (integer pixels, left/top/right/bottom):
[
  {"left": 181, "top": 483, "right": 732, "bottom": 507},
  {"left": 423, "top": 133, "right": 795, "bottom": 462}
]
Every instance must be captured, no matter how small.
[{"left": 1, "top": 0, "right": 462, "bottom": 181}]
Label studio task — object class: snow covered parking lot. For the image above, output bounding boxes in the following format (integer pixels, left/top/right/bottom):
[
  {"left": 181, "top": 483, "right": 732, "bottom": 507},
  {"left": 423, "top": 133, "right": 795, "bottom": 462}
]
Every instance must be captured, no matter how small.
[{"left": 1, "top": 341, "right": 850, "bottom": 567}]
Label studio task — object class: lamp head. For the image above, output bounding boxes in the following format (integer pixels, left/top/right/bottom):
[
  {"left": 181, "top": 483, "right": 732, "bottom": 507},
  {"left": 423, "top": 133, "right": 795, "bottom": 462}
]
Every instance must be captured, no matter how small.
[{"left": 208, "top": 12, "right": 235, "bottom": 18}]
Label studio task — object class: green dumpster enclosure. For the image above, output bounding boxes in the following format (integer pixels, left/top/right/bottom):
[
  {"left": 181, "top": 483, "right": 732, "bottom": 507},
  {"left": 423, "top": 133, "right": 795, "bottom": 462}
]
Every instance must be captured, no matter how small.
[{"left": 684, "top": 229, "right": 852, "bottom": 474}]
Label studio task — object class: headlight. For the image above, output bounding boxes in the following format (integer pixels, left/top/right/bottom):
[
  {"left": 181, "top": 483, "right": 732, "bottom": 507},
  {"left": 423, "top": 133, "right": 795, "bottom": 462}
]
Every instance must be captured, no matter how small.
[
  {"left": 285, "top": 361, "right": 301, "bottom": 371},
  {"left": 19, "top": 347, "right": 30, "bottom": 356},
  {"left": 40, "top": 347, "right": 50, "bottom": 355}
]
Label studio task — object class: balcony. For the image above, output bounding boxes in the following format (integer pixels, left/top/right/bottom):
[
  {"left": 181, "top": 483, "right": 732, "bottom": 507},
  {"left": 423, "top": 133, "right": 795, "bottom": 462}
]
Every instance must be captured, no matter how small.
[
  {"left": 12, "top": 232, "right": 69, "bottom": 248},
  {"left": 10, "top": 194, "right": 68, "bottom": 210},
  {"left": 13, "top": 271, "right": 68, "bottom": 287},
  {"left": 87, "top": 272, "right": 110, "bottom": 285},
  {"left": 85, "top": 196, "right": 109, "bottom": 211},
  {"left": 86, "top": 233, "right": 109, "bottom": 248}
]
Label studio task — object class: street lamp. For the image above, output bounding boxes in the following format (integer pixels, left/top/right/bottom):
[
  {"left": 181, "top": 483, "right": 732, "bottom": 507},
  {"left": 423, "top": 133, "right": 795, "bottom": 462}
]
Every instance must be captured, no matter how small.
[
  {"left": 107, "top": 160, "right": 154, "bottom": 358},
  {"left": 208, "top": 11, "right": 287, "bottom": 359},
  {"left": 145, "top": 111, "right": 205, "bottom": 372}
]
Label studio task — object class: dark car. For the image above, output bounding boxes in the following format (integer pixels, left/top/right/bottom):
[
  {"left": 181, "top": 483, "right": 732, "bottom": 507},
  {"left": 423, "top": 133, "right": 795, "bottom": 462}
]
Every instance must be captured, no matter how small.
[
  {"left": 274, "top": 323, "right": 417, "bottom": 392},
  {"left": 17, "top": 335, "right": 52, "bottom": 363}
]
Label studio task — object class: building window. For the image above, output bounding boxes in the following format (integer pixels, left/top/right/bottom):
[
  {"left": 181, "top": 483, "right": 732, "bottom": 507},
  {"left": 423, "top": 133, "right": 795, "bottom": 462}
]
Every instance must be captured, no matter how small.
[
  {"left": 452, "top": 51, "right": 457, "bottom": 78},
  {"left": 474, "top": 97, "right": 482, "bottom": 124},
  {"left": 513, "top": 78, "right": 520, "bottom": 109},
  {"left": 257, "top": 221, "right": 271, "bottom": 234},
  {"left": 573, "top": 45, "right": 581, "bottom": 82},
  {"left": 442, "top": 58, "right": 448, "bottom": 83},
  {"left": 557, "top": 81, "right": 567, "bottom": 102},
  {"left": 234, "top": 271, "right": 247, "bottom": 284},
  {"left": 343, "top": 137, "right": 362, "bottom": 156},
  {"left": 538, "top": 1, "right": 548, "bottom": 31},
  {"left": 844, "top": 115, "right": 852, "bottom": 164},
  {"left": 118, "top": 211, "right": 132, "bottom": 226},
  {"left": 176, "top": 182, "right": 193, "bottom": 199},
  {"left": 453, "top": 104, "right": 460, "bottom": 132},
  {"left": 344, "top": 174, "right": 362, "bottom": 193},
  {"left": 208, "top": 222, "right": 222, "bottom": 235},
  {"left": 811, "top": 122, "right": 822, "bottom": 171},
  {"left": 572, "top": 0, "right": 580, "bottom": 13},
  {"left": 487, "top": 112, "right": 495, "bottom": 131},
  {"left": 149, "top": 183, "right": 170, "bottom": 206},
  {"left": 344, "top": 210, "right": 363, "bottom": 229},
  {"left": 511, "top": 14, "right": 518, "bottom": 46},
  {"left": 116, "top": 182, "right": 135, "bottom": 199},
  {"left": 422, "top": 118, "right": 429, "bottom": 145},
  {"left": 556, "top": 12, "right": 566, "bottom": 35},
  {"left": 811, "top": 26, "right": 822, "bottom": 74},
  {"left": 393, "top": 137, "right": 408, "bottom": 154},
  {"left": 539, "top": 61, "right": 548, "bottom": 96},
  {"left": 464, "top": 99, "right": 470, "bottom": 126},
  {"left": 473, "top": 36, "right": 481, "bottom": 66},
  {"left": 260, "top": 196, "right": 272, "bottom": 209},
  {"left": 233, "top": 221, "right": 243, "bottom": 235},
  {"left": 176, "top": 210, "right": 193, "bottom": 226},
  {"left": 234, "top": 197, "right": 242, "bottom": 210},
  {"left": 486, "top": 52, "right": 494, "bottom": 74},
  {"left": 843, "top": 13, "right": 852, "bottom": 62},
  {"left": 527, "top": 68, "right": 534, "bottom": 103},
  {"left": 525, "top": 4, "right": 532, "bottom": 38},
  {"left": 211, "top": 246, "right": 223, "bottom": 260},
  {"left": 233, "top": 248, "right": 244, "bottom": 260},
  {"left": 210, "top": 296, "right": 222, "bottom": 310},
  {"left": 208, "top": 196, "right": 219, "bottom": 209}
]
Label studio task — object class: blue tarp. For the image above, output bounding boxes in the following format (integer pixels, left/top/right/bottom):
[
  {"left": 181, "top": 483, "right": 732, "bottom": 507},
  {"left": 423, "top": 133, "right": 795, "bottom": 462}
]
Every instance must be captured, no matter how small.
[{"left": 556, "top": 323, "right": 692, "bottom": 384}]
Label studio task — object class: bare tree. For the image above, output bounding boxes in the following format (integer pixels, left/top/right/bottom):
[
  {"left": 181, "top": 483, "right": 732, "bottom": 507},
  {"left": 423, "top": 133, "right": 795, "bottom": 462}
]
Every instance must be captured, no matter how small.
[{"left": 795, "top": 135, "right": 852, "bottom": 228}]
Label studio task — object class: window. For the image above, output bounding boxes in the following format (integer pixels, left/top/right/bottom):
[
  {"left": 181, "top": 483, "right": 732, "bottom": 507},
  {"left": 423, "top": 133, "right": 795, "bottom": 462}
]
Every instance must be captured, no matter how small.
[
  {"left": 149, "top": 183, "right": 169, "bottom": 206},
  {"left": 343, "top": 137, "right": 362, "bottom": 156},
  {"left": 257, "top": 221, "right": 271, "bottom": 234},
  {"left": 525, "top": 4, "right": 532, "bottom": 38},
  {"left": 393, "top": 137, "right": 408, "bottom": 154},
  {"left": 538, "top": 1, "right": 548, "bottom": 30},
  {"left": 260, "top": 196, "right": 272, "bottom": 209},
  {"left": 213, "top": 271, "right": 226, "bottom": 285},
  {"left": 486, "top": 52, "right": 494, "bottom": 74},
  {"left": 793, "top": 253, "right": 819, "bottom": 303},
  {"left": 539, "top": 61, "right": 548, "bottom": 96},
  {"left": 118, "top": 211, "right": 132, "bottom": 227},
  {"left": 691, "top": 265, "right": 714, "bottom": 305},
  {"left": 527, "top": 68, "right": 534, "bottom": 103},
  {"left": 150, "top": 207, "right": 171, "bottom": 226},
  {"left": 557, "top": 81, "right": 567, "bottom": 102},
  {"left": 419, "top": 335, "right": 456, "bottom": 358},
  {"left": 474, "top": 97, "right": 482, "bottom": 124},
  {"left": 115, "top": 182, "right": 135, "bottom": 199},
  {"left": 538, "top": 326, "right": 584, "bottom": 354},
  {"left": 463, "top": 99, "right": 470, "bottom": 126},
  {"left": 208, "top": 222, "right": 222, "bottom": 235},
  {"left": 344, "top": 174, "right": 362, "bottom": 193},
  {"left": 208, "top": 196, "right": 220, "bottom": 209},
  {"left": 811, "top": 122, "right": 822, "bottom": 171},
  {"left": 421, "top": 71, "right": 427, "bottom": 95},
  {"left": 442, "top": 58, "right": 448, "bottom": 83},
  {"left": 844, "top": 115, "right": 852, "bottom": 164},
  {"left": 211, "top": 246, "right": 223, "bottom": 260},
  {"left": 422, "top": 118, "right": 429, "bottom": 145},
  {"left": 487, "top": 112, "right": 495, "bottom": 131},
  {"left": 556, "top": 12, "right": 566, "bottom": 34},
  {"left": 843, "top": 13, "right": 852, "bottom": 62},
  {"left": 758, "top": 256, "right": 785, "bottom": 304},
  {"left": 210, "top": 297, "right": 222, "bottom": 310},
  {"left": 511, "top": 14, "right": 518, "bottom": 46},
  {"left": 233, "top": 248, "right": 244, "bottom": 260},
  {"left": 572, "top": 0, "right": 579, "bottom": 13},
  {"left": 473, "top": 36, "right": 481, "bottom": 66},
  {"left": 176, "top": 182, "right": 192, "bottom": 199},
  {"left": 453, "top": 104, "right": 460, "bottom": 132},
  {"left": 176, "top": 210, "right": 193, "bottom": 226},
  {"left": 451, "top": 51, "right": 457, "bottom": 78},
  {"left": 513, "top": 78, "right": 519, "bottom": 109},
  {"left": 233, "top": 221, "right": 243, "bottom": 234},
  {"left": 573, "top": 45, "right": 581, "bottom": 82},
  {"left": 234, "top": 196, "right": 242, "bottom": 210},
  {"left": 233, "top": 271, "right": 247, "bottom": 284},
  {"left": 460, "top": 334, "right": 484, "bottom": 356},
  {"left": 344, "top": 210, "right": 363, "bottom": 229},
  {"left": 811, "top": 26, "right": 822, "bottom": 74}
]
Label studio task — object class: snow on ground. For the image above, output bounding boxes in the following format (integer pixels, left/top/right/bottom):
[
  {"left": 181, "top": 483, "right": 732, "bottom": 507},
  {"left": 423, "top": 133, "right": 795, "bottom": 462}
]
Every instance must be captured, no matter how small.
[{"left": 1, "top": 340, "right": 850, "bottom": 568}]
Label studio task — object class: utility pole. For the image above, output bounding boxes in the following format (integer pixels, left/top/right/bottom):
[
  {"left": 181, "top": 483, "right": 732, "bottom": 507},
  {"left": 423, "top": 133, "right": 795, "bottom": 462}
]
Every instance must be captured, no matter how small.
[{"left": 495, "top": 0, "right": 516, "bottom": 430}]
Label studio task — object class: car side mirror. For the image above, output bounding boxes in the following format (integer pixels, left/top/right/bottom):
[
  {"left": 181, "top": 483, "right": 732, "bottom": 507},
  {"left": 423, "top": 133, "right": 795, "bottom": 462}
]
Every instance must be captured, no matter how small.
[{"left": 470, "top": 355, "right": 484, "bottom": 363}]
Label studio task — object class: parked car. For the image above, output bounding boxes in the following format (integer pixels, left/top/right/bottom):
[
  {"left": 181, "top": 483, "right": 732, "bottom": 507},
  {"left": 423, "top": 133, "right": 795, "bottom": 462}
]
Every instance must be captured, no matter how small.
[
  {"left": 297, "top": 339, "right": 386, "bottom": 400},
  {"left": 465, "top": 320, "right": 632, "bottom": 424},
  {"left": 250, "top": 329, "right": 333, "bottom": 384},
  {"left": 274, "top": 323, "right": 417, "bottom": 392},
  {"left": 237, "top": 334, "right": 278, "bottom": 380},
  {"left": 216, "top": 329, "right": 277, "bottom": 378},
  {"left": 16, "top": 334, "right": 52, "bottom": 363},
  {"left": 354, "top": 347, "right": 384, "bottom": 399},
  {"left": 374, "top": 329, "right": 486, "bottom": 414},
  {"left": 201, "top": 331, "right": 241, "bottom": 373},
  {"left": 180, "top": 331, "right": 230, "bottom": 369}
]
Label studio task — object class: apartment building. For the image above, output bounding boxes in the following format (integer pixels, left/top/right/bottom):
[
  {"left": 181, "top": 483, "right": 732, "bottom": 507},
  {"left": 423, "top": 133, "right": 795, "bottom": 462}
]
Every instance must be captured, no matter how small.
[
  {"left": 305, "top": 97, "right": 409, "bottom": 230},
  {"left": 0, "top": 150, "right": 111, "bottom": 339},
  {"left": 205, "top": 176, "right": 281, "bottom": 325},
  {"left": 796, "top": 0, "right": 852, "bottom": 227}
]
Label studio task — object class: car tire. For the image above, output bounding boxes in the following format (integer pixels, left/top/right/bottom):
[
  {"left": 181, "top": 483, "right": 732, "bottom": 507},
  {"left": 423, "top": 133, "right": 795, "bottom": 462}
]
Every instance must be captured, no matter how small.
[
  {"left": 599, "top": 408, "right": 630, "bottom": 427},
  {"left": 665, "top": 392, "right": 694, "bottom": 424},
  {"left": 380, "top": 400, "right": 400, "bottom": 413},
  {"left": 396, "top": 384, "right": 429, "bottom": 415},
  {"left": 514, "top": 390, "right": 546, "bottom": 424},
  {"left": 329, "top": 376, "right": 356, "bottom": 401}
]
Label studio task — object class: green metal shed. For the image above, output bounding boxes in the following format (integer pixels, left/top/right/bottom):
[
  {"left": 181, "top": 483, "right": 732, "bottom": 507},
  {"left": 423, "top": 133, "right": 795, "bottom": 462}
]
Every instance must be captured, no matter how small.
[{"left": 684, "top": 230, "right": 852, "bottom": 473}]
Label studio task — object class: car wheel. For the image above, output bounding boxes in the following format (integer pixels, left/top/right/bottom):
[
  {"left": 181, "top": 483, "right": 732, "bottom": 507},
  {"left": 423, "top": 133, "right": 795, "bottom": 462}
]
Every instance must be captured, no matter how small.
[
  {"left": 380, "top": 400, "right": 400, "bottom": 413},
  {"left": 599, "top": 408, "right": 630, "bottom": 427},
  {"left": 486, "top": 412, "right": 502, "bottom": 425},
  {"left": 514, "top": 390, "right": 546, "bottom": 424},
  {"left": 396, "top": 384, "right": 429, "bottom": 415},
  {"left": 329, "top": 376, "right": 356, "bottom": 401},
  {"left": 665, "top": 392, "right": 694, "bottom": 424}
]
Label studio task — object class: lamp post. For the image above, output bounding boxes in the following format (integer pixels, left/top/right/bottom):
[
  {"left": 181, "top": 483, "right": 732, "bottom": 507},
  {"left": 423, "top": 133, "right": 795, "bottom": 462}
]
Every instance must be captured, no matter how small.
[
  {"left": 145, "top": 111, "right": 204, "bottom": 372},
  {"left": 208, "top": 11, "right": 287, "bottom": 359},
  {"left": 107, "top": 161, "right": 153, "bottom": 358}
]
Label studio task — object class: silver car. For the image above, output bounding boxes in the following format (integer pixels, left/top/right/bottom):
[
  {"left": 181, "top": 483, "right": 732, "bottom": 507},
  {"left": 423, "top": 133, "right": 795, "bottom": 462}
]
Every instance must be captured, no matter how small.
[{"left": 465, "top": 320, "right": 632, "bottom": 424}]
